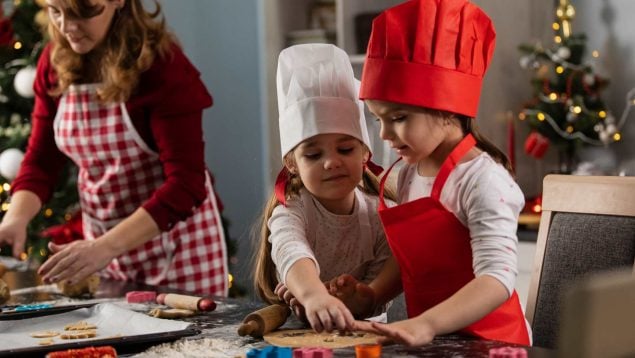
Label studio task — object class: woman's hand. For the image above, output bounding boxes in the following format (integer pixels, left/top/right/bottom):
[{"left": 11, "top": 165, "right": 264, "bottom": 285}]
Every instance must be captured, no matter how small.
[
  {"left": 327, "top": 274, "right": 376, "bottom": 319},
  {"left": 0, "top": 219, "right": 28, "bottom": 258},
  {"left": 37, "top": 240, "right": 115, "bottom": 285},
  {"left": 351, "top": 317, "right": 435, "bottom": 347}
]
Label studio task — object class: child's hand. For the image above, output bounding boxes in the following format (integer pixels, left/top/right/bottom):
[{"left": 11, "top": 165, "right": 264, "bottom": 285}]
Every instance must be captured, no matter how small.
[
  {"left": 274, "top": 282, "right": 307, "bottom": 321},
  {"left": 302, "top": 292, "right": 355, "bottom": 333},
  {"left": 351, "top": 318, "right": 435, "bottom": 347},
  {"left": 327, "top": 274, "right": 376, "bottom": 319},
  {"left": 275, "top": 282, "right": 298, "bottom": 306}
]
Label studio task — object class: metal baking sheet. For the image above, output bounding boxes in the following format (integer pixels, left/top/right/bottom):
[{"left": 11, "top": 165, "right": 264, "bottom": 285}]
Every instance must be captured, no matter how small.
[{"left": 0, "top": 302, "right": 197, "bottom": 356}]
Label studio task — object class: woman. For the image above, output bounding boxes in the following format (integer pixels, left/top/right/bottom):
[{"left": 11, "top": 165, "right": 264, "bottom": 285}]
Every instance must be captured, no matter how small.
[{"left": 0, "top": 0, "right": 228, "bottom": 296}]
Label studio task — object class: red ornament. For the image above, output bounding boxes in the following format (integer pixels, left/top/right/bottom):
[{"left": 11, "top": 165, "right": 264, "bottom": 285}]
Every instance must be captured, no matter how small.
[
  {"left": 524, "top": 131, "right": 550, "bottom": 159},
  {"left": 41, "top": 212, "right": 83, "bottom": 245},
  {"left": 0, "top": 18, "right": 14, "bottom": 47}
]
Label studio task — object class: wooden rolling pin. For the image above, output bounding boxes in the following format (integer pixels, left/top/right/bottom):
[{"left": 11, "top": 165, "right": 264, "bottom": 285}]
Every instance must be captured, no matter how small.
[
  {"left": 156, "top": 293, "right": 216, "bottom": 311},
  {"left": 237, "top": 304, "right": 291, "bottom": 338}
]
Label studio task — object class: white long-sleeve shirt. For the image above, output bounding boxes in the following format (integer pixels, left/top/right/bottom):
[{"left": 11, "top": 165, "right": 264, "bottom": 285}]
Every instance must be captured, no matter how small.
[
  {"left": 396, "top": 153, "right": 524, "bottom": 296},
  {"left": 268, "top": 188, "right": 392, "bottom": 286}
]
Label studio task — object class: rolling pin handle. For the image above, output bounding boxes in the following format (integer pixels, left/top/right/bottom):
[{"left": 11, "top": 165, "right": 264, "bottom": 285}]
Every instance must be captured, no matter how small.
[{"left": 237, "top": 320, "right": 259, "bottom": 337}]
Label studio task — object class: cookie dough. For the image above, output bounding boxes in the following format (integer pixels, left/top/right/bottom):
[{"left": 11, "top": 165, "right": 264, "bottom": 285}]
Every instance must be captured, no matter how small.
[
  {"left": 57, "top": 275, "right": 100, "bottom": 297},
  {"left": 0, "top": 278, "right": 9, "bottom": 305}
]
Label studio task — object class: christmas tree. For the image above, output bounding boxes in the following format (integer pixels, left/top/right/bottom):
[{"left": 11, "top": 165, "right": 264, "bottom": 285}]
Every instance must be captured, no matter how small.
[
  {"left": 517, "top": 0, "right": 624, "bottom": 173},
  {"left": 1, "top": 0, "right": 79, "bottom": 262}
]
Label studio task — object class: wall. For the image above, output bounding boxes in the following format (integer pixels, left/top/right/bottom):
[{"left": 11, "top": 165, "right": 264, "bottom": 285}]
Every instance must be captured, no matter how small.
[
  {"left": 159, "top": 0, "right": 265, "bottom": 292},
  {"left": 573, "top": 0, "right": 635, "bottom": 169}
]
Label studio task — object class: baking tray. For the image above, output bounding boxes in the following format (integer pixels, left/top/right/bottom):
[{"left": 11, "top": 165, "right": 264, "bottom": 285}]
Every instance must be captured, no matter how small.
[
  {"left": 0, "top": 303, "right": 199, "bottom": 357},
  {"left": 0, "top": 326, "right": 200, "bottom": 357}
]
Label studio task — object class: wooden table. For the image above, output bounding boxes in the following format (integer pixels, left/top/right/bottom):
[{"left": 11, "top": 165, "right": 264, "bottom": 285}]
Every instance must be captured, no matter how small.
[{"left": 1, "top": 270, "right": 554, "bottom": 357}]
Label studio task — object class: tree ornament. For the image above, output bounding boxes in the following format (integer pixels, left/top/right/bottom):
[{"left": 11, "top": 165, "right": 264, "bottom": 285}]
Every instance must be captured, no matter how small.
[
  {"left": 556, "top": 0, "right": 575, "bottom": 38},
  {"left": 556, "top": 46, "right": 571, "bottom": 60},
  {"left": 13, "top": 66, "right": 37, "bottom": 98},
  {"left": 519, "top": 56, "right": 532, "bottom": 69},
  {"left": 0, "top": 148, "right": 25, "bottom": 180}
]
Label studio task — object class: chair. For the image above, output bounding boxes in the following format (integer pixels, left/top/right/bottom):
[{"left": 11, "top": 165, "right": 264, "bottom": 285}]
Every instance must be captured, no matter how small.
[{"left": 524, "top": 174, "right": 635, "bottom": 349}]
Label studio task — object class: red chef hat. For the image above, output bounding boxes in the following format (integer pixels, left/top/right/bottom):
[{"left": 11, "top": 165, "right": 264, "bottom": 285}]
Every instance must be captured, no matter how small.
[{"left": 359, "top": 0, "right": 496, "bottom": 118}]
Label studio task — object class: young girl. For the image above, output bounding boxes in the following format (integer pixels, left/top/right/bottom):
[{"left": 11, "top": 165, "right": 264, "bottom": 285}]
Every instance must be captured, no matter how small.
[
  {"left": 0, "top": 0, "right": 228, "bottom": 296},
  {"left": 253, "top": 43, "right": 394, "bottom": 333},
  {"left": 329, "top": 0, "right": 531, "bottom": 347}
]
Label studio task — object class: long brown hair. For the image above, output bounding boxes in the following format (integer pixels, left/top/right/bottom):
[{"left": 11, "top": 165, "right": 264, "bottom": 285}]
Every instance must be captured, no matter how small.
[
  {"left": 48, "top": 0, "right": 173, "bottom": 102},
  {"left": 252, "top": 147, "right": 396, "bottom": 304},
  {"left": 424, "top": 108, "right": 514, "bottom": 175}
]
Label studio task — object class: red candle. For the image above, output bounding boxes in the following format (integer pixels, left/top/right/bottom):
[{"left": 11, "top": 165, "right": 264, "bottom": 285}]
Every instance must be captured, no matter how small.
[{"left": 507, "top": 112, "right": 516, "bottom": 172}]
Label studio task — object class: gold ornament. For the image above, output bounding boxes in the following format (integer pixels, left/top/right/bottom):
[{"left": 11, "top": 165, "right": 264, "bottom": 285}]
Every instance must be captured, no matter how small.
[{"left": 556, "top": 0, "right": 575, "bottom": 38}]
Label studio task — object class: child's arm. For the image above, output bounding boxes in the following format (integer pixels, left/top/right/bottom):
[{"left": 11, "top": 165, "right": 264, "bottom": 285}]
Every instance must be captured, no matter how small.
[
  {"left": 353, "top": 275, "right": 508, "bottom": 346},
  {"left": 329, "top": 255, "right": 403, "bottom": 318},
  {"left": 285, "top": 258, "right": 355, "bottom": 332}
]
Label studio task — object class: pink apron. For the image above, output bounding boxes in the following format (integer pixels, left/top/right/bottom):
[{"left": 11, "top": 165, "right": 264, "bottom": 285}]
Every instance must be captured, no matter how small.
[
  {"left": 54, "top": 84, "right": 228, "bottom": 296},
  {"left": 378, "top": 134, "right": 529, "bottom": 345}
]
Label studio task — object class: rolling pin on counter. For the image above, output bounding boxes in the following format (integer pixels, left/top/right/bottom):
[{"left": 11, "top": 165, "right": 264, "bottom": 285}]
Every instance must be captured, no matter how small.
[{"left": 237, "top": 304, "right": 291, "bottom": 338}]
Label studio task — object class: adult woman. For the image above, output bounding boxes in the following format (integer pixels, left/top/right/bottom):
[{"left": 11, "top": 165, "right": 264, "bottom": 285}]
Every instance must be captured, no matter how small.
[{"left": 0, "top": 0, "right": 228, "bottom": 296}]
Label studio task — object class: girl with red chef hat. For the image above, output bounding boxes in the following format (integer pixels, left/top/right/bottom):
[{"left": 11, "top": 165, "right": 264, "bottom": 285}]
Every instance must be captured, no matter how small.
[
  {"left": 329, "top": 0, "right": 531, "bottom": 346},
  {"left": 0, "top": 0, "right": 228, "bottom": 297},
  {"left": 253, "top": 43, "right": 395, "bottom": 333}
]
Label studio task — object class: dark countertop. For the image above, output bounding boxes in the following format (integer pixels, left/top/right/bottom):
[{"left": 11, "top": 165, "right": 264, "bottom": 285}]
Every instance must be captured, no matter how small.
[{"left": 0, "top": 270, "right": 554, "bottom": 357}]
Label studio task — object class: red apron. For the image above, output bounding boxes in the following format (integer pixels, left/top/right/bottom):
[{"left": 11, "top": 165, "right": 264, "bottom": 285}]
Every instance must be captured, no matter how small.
[
  {"left": 53, "top": 84, "right": 228, "bottom": 296},
  {"left": 378, "top": 134, "right": 529, "bottom": 345}
]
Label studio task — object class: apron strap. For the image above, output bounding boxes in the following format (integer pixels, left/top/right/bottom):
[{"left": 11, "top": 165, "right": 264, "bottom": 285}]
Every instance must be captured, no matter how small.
[
  {"left": 378, "top": 157, "right": 402, "bottom": 210},
  {"left": 431, "top": 134, "right": 476, "bottom": 200}
]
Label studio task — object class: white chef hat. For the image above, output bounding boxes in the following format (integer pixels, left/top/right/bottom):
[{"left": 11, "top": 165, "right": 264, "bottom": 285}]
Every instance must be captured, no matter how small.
[
  {"left": 276, "top": 43, "right": 372, "bottom": 159},
  {"left": 274, "top": 44, "right": 382, "bottom": 205}
]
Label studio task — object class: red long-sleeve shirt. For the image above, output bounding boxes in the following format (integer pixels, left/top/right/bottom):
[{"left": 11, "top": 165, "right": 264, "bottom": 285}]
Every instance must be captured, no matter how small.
[{"left": 12, "top": 43, "right": 216, "bottom": 231}]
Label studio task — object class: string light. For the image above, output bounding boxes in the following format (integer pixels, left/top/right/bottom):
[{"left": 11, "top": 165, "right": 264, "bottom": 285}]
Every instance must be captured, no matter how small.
[
  {"left": 556, "top": 66, "right": 565, "bottom": 74},
  {"left": 613, "top": 133, "right": 622, "bottom": 141},
  {"left": 592, "top": 50, "right": 599, "bottom": 58},
  {"left": 537, "top": 113, "right": 546, "bottom": 121},
  {"left": 598, "top": 111, "right": 607, "bottom": 118},
  {"left": 552, "top": 23, "right": 560, "bottom": 31},
  {"left": 518, "top": 112, "right": 526, "bottom": 120},
  {"left": 549, "top": 93, "right": 558, "bottom": 100},
  {"left": 554, "top": 36, "right": 562, "bottom": 44},
  {"left": 1, "top": 203, "right": 9, "bottom": 211},
  {"left": 44, "top": 208, "right": 53, "bottom": 217},
  {"left": 3, "top": 183, "right": 10, "bottom": 191},
  {"left": 13, "top": 41, "right": 22, "bottom": 50}
]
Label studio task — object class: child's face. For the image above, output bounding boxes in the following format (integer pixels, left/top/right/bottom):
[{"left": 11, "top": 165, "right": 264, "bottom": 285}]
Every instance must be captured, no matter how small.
[
  {"left": 47, "top": 0, "right": 122, "bottom": 55},
  {"left": 367, "top": 100, "right": 451, "bottom": 165},
  {"left": 288, "top": 134, "right": 368, "bottom": 214}
]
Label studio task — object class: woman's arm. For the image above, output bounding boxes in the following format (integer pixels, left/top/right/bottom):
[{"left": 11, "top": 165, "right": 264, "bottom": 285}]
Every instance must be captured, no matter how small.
[
  {"left": 0, "top": 191, "right": 42, "bottom": 257},
  {"left": 38, "top": 207, "right": 159, "bottom": 284}
]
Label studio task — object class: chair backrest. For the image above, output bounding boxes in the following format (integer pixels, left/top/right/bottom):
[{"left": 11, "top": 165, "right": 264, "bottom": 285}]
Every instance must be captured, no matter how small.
[{"left": 525, "top": 174, "right": 635, "bottom": 349}]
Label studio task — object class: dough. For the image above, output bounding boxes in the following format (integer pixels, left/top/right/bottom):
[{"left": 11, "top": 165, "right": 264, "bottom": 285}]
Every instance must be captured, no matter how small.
[
  {"left": 30, "top": 331, "right": 60, "bottom": 338},
  {"left": 60, "top": 330, "right": 97, "bottom": 339},
  {"left": 263, "top": 329, "right": 380, "bottom": 348},
  {"left": 57, "top": 275, "right": 100, "bottom": 297},
  {"left": 0, "top": 278, "right": 10, "bottom": 305},
  {"left": 64, "top": 321, "right": 97, "bottom": 331}
]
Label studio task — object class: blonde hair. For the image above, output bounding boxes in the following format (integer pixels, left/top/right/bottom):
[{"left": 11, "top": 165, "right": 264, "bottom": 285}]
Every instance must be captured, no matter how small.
[
  {"left": 48, "top": 0, "right": 173, "bottom": 102},
  {"left": 252, "top": 146, "right": 396, "bottom": 303}
]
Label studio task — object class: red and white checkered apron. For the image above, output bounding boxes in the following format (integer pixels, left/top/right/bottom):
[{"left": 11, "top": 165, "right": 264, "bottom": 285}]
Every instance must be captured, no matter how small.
[{"left": 53, "top": 84, "right": 228, "bottom": 296}]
